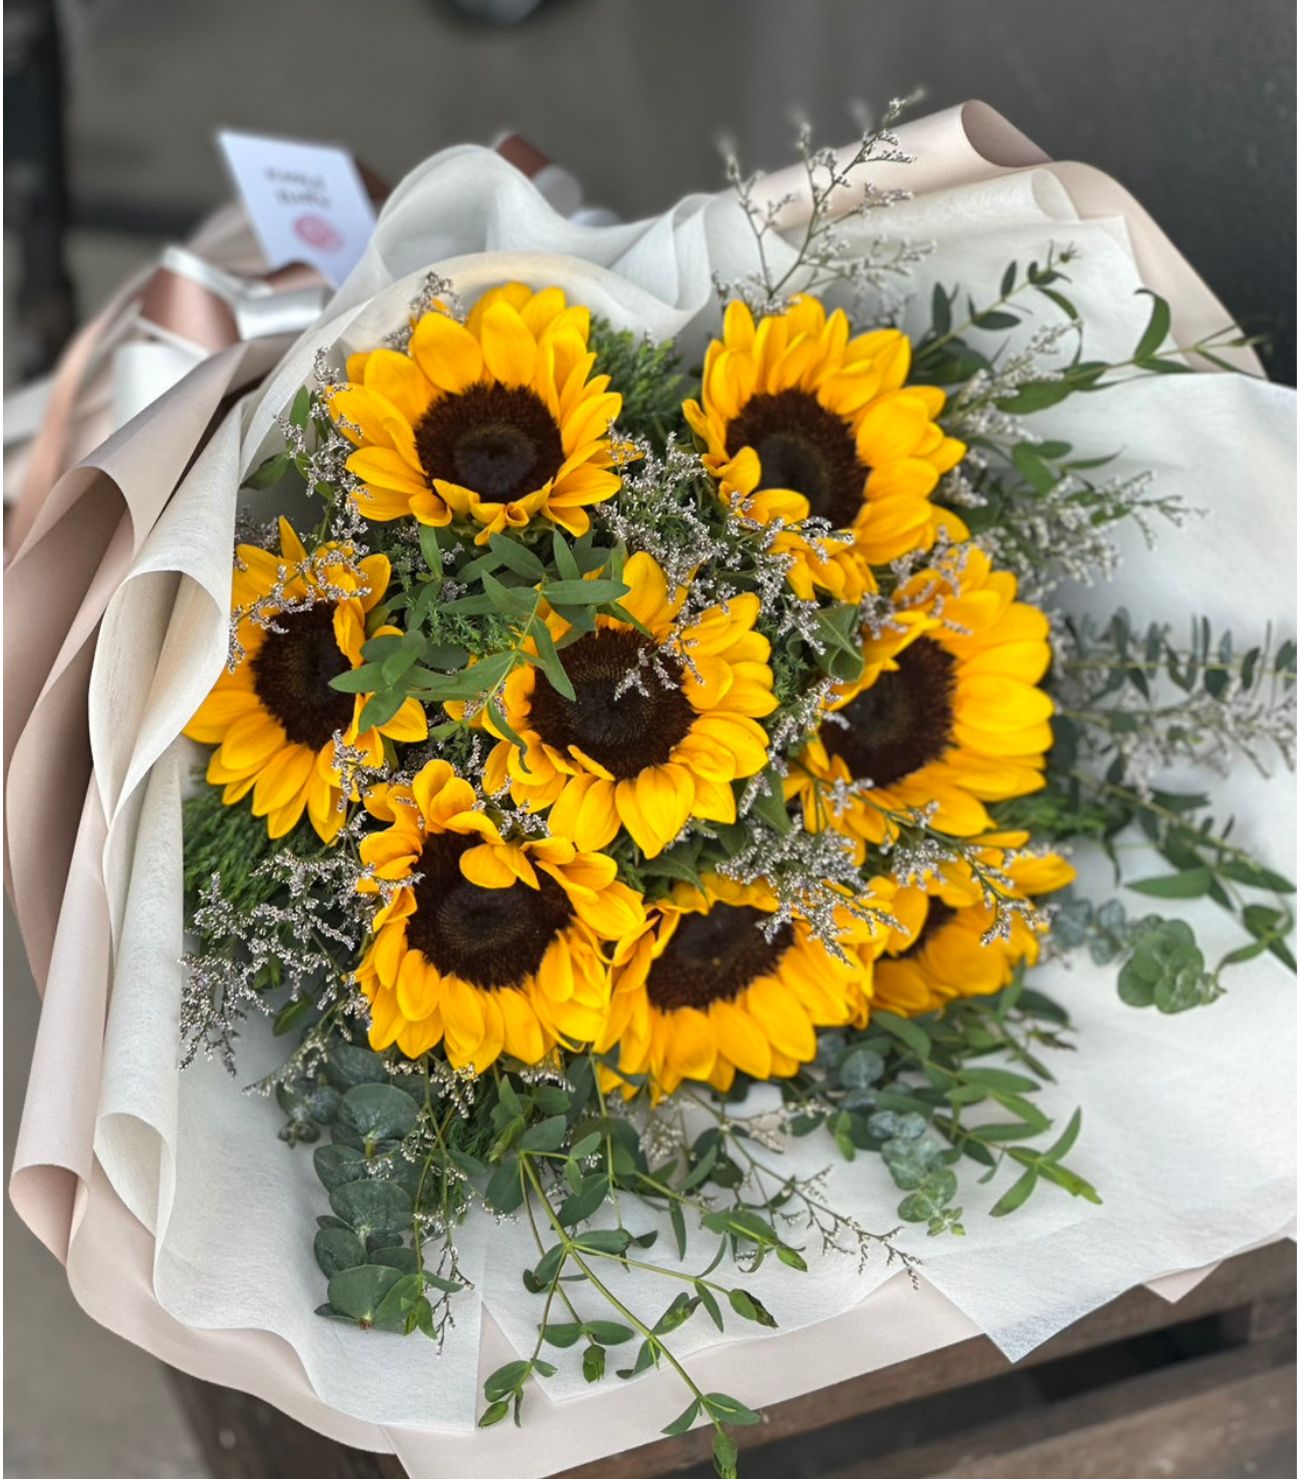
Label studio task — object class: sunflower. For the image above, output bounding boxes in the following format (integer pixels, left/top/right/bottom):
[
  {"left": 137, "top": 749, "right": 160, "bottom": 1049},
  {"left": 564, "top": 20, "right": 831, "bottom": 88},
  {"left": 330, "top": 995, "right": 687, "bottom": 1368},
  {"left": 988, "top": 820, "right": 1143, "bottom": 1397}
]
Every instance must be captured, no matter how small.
[
  {"left": 481, "top": 551, "right": 777, "bottom": 858},
  {"left": 355, "top": 759, "right": 645, "bottom": 1069},
  {"left": 597, "top": 874, "right": 884, "bottom": 1097},
  {"left": 873, "top": 832, "right": 1075, "bottom": 1015},
  {"left": 184, "top": 518, "right": 427, "bottom": 842},
  {"left": 330, "top": 283, "right": 622, "bottom": 543},
  {"left": 683, "top": 297, "right": 968, "bottom": 593},
  {"left": 789, "top": 545, "right": 1054, "bottom": 854}
]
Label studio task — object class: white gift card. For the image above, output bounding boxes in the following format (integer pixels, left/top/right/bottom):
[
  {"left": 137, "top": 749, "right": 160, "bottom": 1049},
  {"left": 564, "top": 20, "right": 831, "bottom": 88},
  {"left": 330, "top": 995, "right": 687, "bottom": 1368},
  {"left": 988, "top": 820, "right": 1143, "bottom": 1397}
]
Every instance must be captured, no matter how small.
[{"left": 216, "top": 130, "right": 377, "bottom": 288}]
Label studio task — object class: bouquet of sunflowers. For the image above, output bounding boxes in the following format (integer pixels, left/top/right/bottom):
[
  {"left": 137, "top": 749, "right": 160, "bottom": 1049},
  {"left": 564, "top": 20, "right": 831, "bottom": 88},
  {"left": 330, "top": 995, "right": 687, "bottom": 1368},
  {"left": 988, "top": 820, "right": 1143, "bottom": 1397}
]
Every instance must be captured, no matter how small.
[{"left": 177, "top": 117, "right": 1294, "bottom": 1472}]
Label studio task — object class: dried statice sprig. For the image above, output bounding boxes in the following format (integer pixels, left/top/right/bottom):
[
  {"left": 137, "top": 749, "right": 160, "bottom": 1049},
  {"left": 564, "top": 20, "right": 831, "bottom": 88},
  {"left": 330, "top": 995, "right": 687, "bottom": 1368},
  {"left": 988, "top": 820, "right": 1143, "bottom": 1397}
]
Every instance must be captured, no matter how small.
[
  {"left": 677, "top": 1087, "right": 921, "bottom": 1279},
  {"left": 181, "top": 811, "right": 375, "bottom": 1072},
  {"left": 1053, "top": 612, "right": 1298, "bottom": 792},
  {"left": 716, "top": 97, "right": 929, "bottom": 317},
  {"left": 715, "top": 816, "right": 901, "bottom": 956},
  {"left": 875, "top": 806, "right": 1048, "bottom": 947},
  {"left": 975, "top": 470, "right": 1190, "bottom": 603},
  {"left": 224, "top": 541, "right": 373, "bottom": 670},
  {"left": 382, "top": 271, "right": 465, "bottom": 353},
  {"left": 596, "top": 435, "right": 825, "bottom": 650}
]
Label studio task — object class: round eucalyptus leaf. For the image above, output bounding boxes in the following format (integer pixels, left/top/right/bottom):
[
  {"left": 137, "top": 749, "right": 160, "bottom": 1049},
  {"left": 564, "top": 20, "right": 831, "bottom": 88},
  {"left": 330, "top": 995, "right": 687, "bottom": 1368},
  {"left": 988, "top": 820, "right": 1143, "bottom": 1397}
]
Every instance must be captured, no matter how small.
[
  {"left": 330, "top": 1178, "right": 413, "bottom": 1236},
  {"left": 327, "top": 1043, "right": 389, "bottom": 1089},
  {"left": 838, "top": 1046, "right": 885, "bottom": 1091},
  {"left": 314, "top": 1225, "right": 365, "bottom": 1278},
  {"left": 370, "top": 1245, "right": 419, "bottom": 1275},
  {"left": 301, "top": 1084, "right": 343, "bottom": 1123},
  {"left": 326, "top": 1264, "right": 403, "bottom": 1323},
  {"left": 366, "top": 1229, "right": 406, "bottom": 1254},
  {"left": 339, "top": 1083, "right": 420, "bottom": 1143},
  {"left": 314, "top": 1143, "right": 367, "bottom": 1191}
]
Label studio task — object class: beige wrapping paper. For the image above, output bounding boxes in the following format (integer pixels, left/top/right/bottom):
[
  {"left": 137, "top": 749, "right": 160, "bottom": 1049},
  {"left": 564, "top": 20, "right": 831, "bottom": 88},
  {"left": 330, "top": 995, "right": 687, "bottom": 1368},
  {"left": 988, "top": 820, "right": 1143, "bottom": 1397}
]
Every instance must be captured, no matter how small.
[{"left": 4, "top": 102, "right": 1290, "bottom": 1476}]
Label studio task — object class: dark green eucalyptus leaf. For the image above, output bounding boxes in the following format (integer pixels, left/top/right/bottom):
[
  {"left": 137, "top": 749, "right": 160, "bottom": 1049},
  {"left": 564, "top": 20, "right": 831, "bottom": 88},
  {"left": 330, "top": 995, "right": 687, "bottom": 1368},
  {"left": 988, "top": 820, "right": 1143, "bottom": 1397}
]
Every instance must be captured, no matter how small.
[
  {"left": 339, "top": 1083, "right": 420, "bottom": 1143},
  {"left": 330, "top": 1179, "right": 414, "bottom": 1236},
  {"left": 314, "top": 1225, "right": 366, "bottom": 1278},
  {"left": 326, "top": 1264, "right": 403, "bottom": 1323}
]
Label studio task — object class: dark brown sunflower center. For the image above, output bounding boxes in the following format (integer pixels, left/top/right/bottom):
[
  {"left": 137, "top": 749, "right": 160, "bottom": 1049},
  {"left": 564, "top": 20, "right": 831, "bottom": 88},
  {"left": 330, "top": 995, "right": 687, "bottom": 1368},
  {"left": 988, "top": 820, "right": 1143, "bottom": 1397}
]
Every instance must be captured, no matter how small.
[
  {"left": 251, "top": 603, "right": 355, "bottom": 750},
  {"left": 725, "top": 389, "right": 868, "bottom": 529},
  {"left": 405, "top": 833, "right": 573, "bottom": 990},
  {"left": 895, "top": 900, "right": 957, "bottom": 960},
  {"left": 527, "top": 627, "right": 695, "bottom": 778},
  {"left": 822, "top": 637, "right": 957, "bottom": 788},
  {"left": 414, "top": 383, "right": 565, "bottom": 503},
  {"left": 646, "top": 904, "right": 794, "bottom": 1011}
]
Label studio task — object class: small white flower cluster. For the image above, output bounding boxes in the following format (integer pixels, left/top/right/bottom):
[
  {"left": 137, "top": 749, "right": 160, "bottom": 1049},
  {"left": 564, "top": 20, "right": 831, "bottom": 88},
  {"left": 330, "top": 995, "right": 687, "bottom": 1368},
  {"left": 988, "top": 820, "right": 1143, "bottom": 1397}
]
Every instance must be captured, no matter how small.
[{"left": 714, "top": 98, "right": 929, "bottom": 319}]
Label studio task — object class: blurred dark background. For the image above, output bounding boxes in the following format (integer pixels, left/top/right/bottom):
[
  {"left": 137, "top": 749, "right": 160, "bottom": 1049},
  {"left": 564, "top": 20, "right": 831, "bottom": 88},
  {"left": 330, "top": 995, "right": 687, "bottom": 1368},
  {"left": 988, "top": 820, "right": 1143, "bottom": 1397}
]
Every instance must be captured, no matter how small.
[
  {"left": 4, "top": 0, "right": 1297, "bottom": 384},
  {"left": 2, "top": 2, "right": 1296, "bottom": 1476}
]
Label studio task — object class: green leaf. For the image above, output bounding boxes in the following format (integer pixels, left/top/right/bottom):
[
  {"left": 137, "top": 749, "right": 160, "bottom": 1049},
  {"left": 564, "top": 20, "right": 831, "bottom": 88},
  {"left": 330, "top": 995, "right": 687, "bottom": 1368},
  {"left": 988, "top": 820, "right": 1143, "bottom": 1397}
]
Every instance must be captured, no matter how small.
[
  {"left": 418, "top": 523, "right": 444, "bottom": 577},
  {"left": 574, "top": 1228, "right": 634, "bottom": 1256},
  {"left": 358, "top": 687, "right": 407, "bottom": 733},
  {"left": 702, "top": 1392, "right": 762, "bottom": 1427},
  {"left": 380, "top": 630, "right": 427, "bottom": 687},
  {"left": 1127, "top": 869, "right": 1214, "bottom": 899},
  {"left": 713, "top": 1427, "right": 739, "bottom": 1478},
  {"left": 1042, "top": 1107, "right": 1083, "bottom": 1164},
  {"left": 663, "top": 1399, "right": 702, "bottom": 1437},
  {"left": 486, "top": 1154, "right": 523, "bottom": 1215},
  {"left": 551, "top": 531, "right": 581, "bottom": 581},
  {"left": 582, "top": 1343, "right": 606, "bottom": 1383},
  {"left": 749, "top": 767, "right": 791, "bottom": 833},
  {"left": 696, "top": 1281, "right": 724, "bottom": 1331},
  {"left": 528, "top": 618, "right": 576, "bottom": 702},
  {"left": 1133, "top": 290, "right": 1172, "bottom": 362},
  {"left": 417, "top": 650, "right": 516, "bottom": 701},
  {"left": 871, "top": 1011, "right": 931, "bottom": 1060},
  {"left": 958, "top": 1067, "right": 1042, "bottom": 1094},
  {"left": 557, "top": 1173, "right": 609, "bottom": 1228},
  {"left": 813, "top": 604, "right": 865, "bottom": 683},
  {"left": 289, "top": 386, "right": 312, "bottom": 427},
  {"left": 995, "top": 380, "right": 1073, "bottom": 415},
  {"left": 726, "top": 1288, "right": 776, "bottom": 1328},
  {"left": 339, "top": 1083, "right": 420, "bottom": 1143},
  {"left": 488, "top": 534, "right": 545, "bottom": 582},
  {"left": 483, "top": 1360, "right": 531, "bottom": 1402},
  {"left": 990, "top": 1167, "right": 1038, "bottom": 1217},
  {"left": 245, "top": 452, "right": 292, "bottom": 489},
  {"left": 273, "top": 995, "right": 315, "bottom": 1037},
  {"left": 930, "top": 284, "right": 952, "bottom": 337},
  {"left": 478, "top": 1400, "right": 510, "bottom": 1428},
  {"left": 584, "top": 1320, "right": 635, "bottom": 1346},
  {"left": 541, "top": 1322, "right": 584, "bottom": 1349},
  {"left": 314, "top": 1225, "right": 366, "bottom": 1278},
  {"left": 973, "top": 309, "right": 1021, "bottom": 330},
  {"left": 520, "top": 1114, "right": 569, "bottom": 1152},
  {"left": 330, "top": 1179, "right": 414, "bottom": 1237},
  {"left": 326, "top": 1044, "right": 388, "bottom": 1087},
  {"left": 1012, "top": 442, "right": 1058, "bottom": 494},
  {"left": 1218, "top": 859, "right": 1295, "bottom": 893},
  {"left": 374, "top": 1272, "right": 429, "bottom": 1327},
  {"left": 669, "top": 1200, "right": 687, "bottom": 1260},
  {"left": 369, "top": 1245, "right": 419, "bottom": 1276},
  {"left": 541, "top": 577, "right": 630, "bottom": 606},
  {"left": 481, "top": 570, "right": 538, "bottom": 619},
  {"left": 326, "top": 1264, "right": 403, "bottom": 1323}
]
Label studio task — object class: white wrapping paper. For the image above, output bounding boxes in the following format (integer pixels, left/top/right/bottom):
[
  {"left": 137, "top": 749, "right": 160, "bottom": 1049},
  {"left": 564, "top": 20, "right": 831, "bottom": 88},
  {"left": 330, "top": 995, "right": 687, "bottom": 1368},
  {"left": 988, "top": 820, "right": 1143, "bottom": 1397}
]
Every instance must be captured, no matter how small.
[{"left": 9, "top": 104, "right": 1295, "bottom": 1475}]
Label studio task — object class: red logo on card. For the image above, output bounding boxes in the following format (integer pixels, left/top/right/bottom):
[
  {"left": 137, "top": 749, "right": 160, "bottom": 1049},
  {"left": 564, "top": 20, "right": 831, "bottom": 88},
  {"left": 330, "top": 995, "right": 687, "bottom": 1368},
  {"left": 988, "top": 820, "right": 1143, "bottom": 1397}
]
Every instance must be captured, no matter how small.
[{"left": 292, "top": 213, "right": 344, "bottom": 252}]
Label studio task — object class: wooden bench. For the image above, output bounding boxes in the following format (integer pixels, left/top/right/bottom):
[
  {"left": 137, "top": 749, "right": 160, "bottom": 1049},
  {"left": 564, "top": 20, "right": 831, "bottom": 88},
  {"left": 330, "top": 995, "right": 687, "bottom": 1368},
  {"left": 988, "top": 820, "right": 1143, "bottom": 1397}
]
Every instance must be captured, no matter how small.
[{"left": 170, "top": 1240, "right": 1296, "bottom": 1479}]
